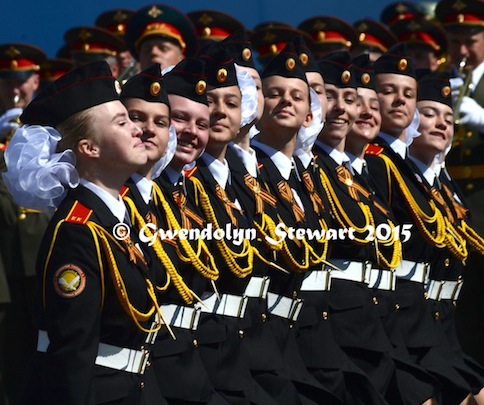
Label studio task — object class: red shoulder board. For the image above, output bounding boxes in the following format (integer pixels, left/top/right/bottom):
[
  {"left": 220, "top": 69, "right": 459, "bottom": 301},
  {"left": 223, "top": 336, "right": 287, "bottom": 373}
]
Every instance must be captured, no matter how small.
[
  {"left": 0, "top": 143, "right": 6, "bottom": 152},
  {"left": 365, "top": 143, "right": 384, "bottom": 156},
  {"left": 65, "top": 201, "right": 93, "bottom": 224},
  {"left": 119, "top": 185, "right": 129, "bottom": 198},
  {"left": 257, "top": 162, "right": 264, "bottom": 169},
  {"left": 183, "top": 166, "right": 198, "bottom": 178}
]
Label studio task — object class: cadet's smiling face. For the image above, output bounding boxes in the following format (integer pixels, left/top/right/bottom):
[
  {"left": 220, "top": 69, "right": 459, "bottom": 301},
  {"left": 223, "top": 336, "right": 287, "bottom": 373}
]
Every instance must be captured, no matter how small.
[
  {"left": 123, "top": 98, "right": 170, "bottom": 164},
  {"left": 375, "top": 73, "right": 417, "bottom": 138},
  {"left": 349, "top": 87, "right": 381, "bottom": 143},
  {"left": 412, "top": 100, "right": 454, "bottom": 158},
  {"left": 206, "top": 85, "right": 242, "bottom": 148},
  {"left": 138, "top": 37, "right": 184, "bottom": 70},
  {"left": 168, "top": 94, "right": 210, "bottom": 169},
  {"left": 318, "top": 84, "right": 358, "bottom": 150}
]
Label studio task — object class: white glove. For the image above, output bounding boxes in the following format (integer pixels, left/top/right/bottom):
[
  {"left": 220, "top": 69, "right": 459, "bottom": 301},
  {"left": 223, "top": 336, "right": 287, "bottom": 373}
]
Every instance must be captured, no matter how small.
[
  {"left": 458, "top": 96, "right": 484, "bottom": 130},
  {"left": 0, "top": 108, "right": 22, "bottom": 141},
  {"left": 449, "top": 77, "right": 464, "bottom": 100}
]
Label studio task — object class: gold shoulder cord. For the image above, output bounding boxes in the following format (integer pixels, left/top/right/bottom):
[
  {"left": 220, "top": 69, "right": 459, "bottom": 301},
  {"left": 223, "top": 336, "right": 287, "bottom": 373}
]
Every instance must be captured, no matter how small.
[
  {"left": 378, "top": 154, "right": 447, "bottom": 248},
  {"left": 124, "top": 196, "right": 203, "bottom": 305},
  {"left": 318, "top": 166, "right": 401, "bottom": 268},
  {"left": 151, "top": 182, "right": 220, "bottom": 281},
  {"left": 459, "top": 221, "right": 484, "bottom": 255},
  {"left": 189, "top": 176, "right": 253, "bottom": 278},
  {"left": 43, "top": 219, "right": 162, "bottom": 334}
]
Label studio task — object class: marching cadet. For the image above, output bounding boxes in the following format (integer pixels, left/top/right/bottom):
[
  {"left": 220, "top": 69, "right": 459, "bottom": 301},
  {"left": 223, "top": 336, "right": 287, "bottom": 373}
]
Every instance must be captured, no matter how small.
[
  {"left": 390, "top": 18, "right": 448, "bottom": 71},
  {"left": 188, "top": 10, "right": 245, "bottom": 47},
  {"left": 297, "top": 16, "right": 359, "bottom": 59},
  {"left": 95, "top": 8, "right": 138, "bottom": 79},
  {"left": 352, "top": 18, "right": 398, "bottom": 61},
  {"left": 407, "top": 71, "right": 484, "bottom": 404},
  {"left": 0, "top": 42, "right": 50, "bottom": 404},
  {"left": 63, "top": 26, "right": 125, "bottom": 77},
  {"left": 250, "top": 41, "right": 344, "bottom": 403},
  {"left": 4, "top": 60, "right": 166, "bottom": 405},
  {"left": 434, "top": 0, "right": 484, "bottom": 367},
  {"left": 125, "top": 4, "right": 199, "bottom": 70}
]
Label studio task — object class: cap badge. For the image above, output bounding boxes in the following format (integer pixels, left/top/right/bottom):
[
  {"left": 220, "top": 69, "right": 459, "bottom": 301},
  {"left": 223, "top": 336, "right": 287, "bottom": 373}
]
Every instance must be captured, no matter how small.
[
  {"left": 148, "top": 6, "right": 163, "bottom": 19},
  {"left": 114, "top": 80, "right": 122, "bottom": 95},
  {"left": 150, "top": 82, "right": 161, "bottom": 96},
  {"left": 442, "top": 86, "right": 451, "bottom": 98},
  {"left": 196, "top": 80, "right": 207, "bottom": 95},
  {"left": 217, "top": 68, "right": 227, "bottom": 83},
  {"left": 299, "top": 53, "right": 309, "bottom": 66},
  {"left": 341, "top": 70, "right": 351, "bottom": 84},
  {"left": 398, "top": 58, "right": 408, "bottom": 71},
  {"left": 286, "top": 57, "right": 296, "bottom": 71},
  {"left": 362, "top": 73, "right": 371, "bottom": 85},
  {"left": 242, "top": 48, "right": 251, "bottom": 61}
]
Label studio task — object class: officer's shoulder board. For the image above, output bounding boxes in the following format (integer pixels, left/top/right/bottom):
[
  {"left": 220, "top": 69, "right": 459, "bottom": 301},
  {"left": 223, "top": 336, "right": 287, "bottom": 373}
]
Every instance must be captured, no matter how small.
[
  {"left": 65, "top": 200, "right": 93, "bottom": 224},
  {"left": 183, "top": 166, "right": 198, "bottom": 178},
  {"left": 120, "top": 185, "right": 130, "bottom": 198},
  {"left": 257, "top": 162, "right": 264, "bottom": 170},
  {"left": 365, "top": 143, "right": 384, "bottom": 156}
]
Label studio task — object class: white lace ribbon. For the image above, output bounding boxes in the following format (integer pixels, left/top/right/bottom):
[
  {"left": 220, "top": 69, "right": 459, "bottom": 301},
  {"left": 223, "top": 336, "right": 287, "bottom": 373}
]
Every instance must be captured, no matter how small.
[
  {"left": 151, "top": 124, "right": 177, "bottom": 179},
  {"left": 235, "top": 64, "right": 258, "bottom": 128}
]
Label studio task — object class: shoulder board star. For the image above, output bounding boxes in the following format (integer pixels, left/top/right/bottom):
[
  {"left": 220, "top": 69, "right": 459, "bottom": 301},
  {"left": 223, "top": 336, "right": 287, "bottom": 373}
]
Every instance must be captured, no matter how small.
[
  {"left": 65, "top": 201, "right": 93, "bottom": 224},
  {"left": 365, "top": 143, "right": 384, "bottom": 156}
]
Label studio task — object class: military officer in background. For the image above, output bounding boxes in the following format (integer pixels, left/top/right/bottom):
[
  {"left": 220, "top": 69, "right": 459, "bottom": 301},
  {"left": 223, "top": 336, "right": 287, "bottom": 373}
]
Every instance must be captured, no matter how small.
[
  {"left": 187, "top": 10, "right": 245, "bottom": 47},
  {"left": 434, "top": 0, "right": 484, "bottom": 368},
  {"left": 125, "top": 4, "right": 199, "bottom": 70},
  {"left": 352, "top": 18, "right": 398, "bottom": 61},
  {"left": 0, "top": 45, "right": 50, "bottom": 404},
  {"left": 379, "top": 1, "right": 427, "bottom": 26}
]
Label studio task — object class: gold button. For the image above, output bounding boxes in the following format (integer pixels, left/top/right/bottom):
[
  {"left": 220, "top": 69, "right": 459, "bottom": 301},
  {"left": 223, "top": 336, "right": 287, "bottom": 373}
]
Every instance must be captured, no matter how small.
[
  {"left": 395, "top": 303, "right": 400, "bottom": 311},
  {"left": 466, "top": 131, "right": 473, "bottom": 139},
  {"left": 431, "top": 230, "right": 436, "bottom": 237},
  {"left": 434, "top": 312, "right": 440, "bottom": 321},
  {"left": 292, "top": 291, "right": 298, "bottom": 299},
  {"left": 239, "top": 329, "right": 244, "bottom": 338},
  {"left": 261, "top": 313, "right": 267, "bottom": 322},
  {"left": 322, "top": 311, "right": 328, "bottom": 320},
  {"left": 466, "top": 183, "right": 474, "bottom": 191},
  {"left": 465, "top": 148, "right": 472, "bottom": 156},
  {"left": 140, "top": 382, "right": 145, "bottom": 390},
  {"left": 145, "top": 360, "right": 151, "bottom": 369},
  {"left": 373, "top": 297, "right": 378, "bottom": 305},
  {"left": 463, "top": 166, "right": 472, "bottom": 178},
  {"left": 424, "top": 291, "right": 429, "bottom": 299},
  {"left": 193, "top": 339, "right": 198, "bottom": 347},
  {"left": 18, "top": 213, "right": 26, "bottom": 220},
  {"left": 444, "top": 258, "right": 450, "bottom": 267}
]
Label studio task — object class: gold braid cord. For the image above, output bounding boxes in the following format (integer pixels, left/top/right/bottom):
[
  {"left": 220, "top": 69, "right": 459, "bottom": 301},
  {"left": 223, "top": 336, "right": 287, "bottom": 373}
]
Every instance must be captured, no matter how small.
[
  {"left": 378, "top": 154, "right": 447, "bottom": 247},
  {"left": 319, "top": 167, "right": 401, "bottom": 268},
  {"left": 151, "top": 182, "right": 220, "bottom": 281},
  {"left": 190, "top": 177, "right": 253, "bottom": 278},
  {"left": 124, "top": 197, "right": 197, "bottom": 305},
  {"left": 459, "top": 221, "right": 484, "bottom": 255},
  {"left": 86, "top": 221, "right": 163, "bottom": 334}
]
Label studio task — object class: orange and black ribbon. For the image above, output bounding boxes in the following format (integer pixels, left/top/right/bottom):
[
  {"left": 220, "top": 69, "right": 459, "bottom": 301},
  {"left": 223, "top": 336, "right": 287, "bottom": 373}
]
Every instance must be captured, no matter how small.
[
  {"left": 243, "top": 174, "right": 278, "bottom": 214},
  {"left": 172, "top": 190, "right": 205, "bottom": 229},
  {"left": 301, "top": 171, "right": 324, "bottom": 216},
  {"left": 441, "top": 184, "right": 468, "bottom": 221},
  {"left": 215, "top": 185, "right": 241, "bottom": 227},
  {"left": 277, "top": 180, "right": 305, "bottom": 223},
  {"left": 430, "top": 186, "right": 455, "bottom": 223},
  {"left": 123, "top": 235, "right": 148, "bottom": 267}
]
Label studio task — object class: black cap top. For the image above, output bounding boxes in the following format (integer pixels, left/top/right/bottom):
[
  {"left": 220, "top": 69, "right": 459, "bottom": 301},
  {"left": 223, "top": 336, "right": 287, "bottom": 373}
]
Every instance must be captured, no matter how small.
[
  {"left": 390, "top": 17, "right": 447, "bottom": 57},
  {"left": 380, "top": 1, "right": 425, "bottom": 26},
  {"left": 197, "top": 42, "right": 238, "bottom": 88},
  {"left": 221, "top": 30, "right": 256, "bottom": 69},
  {"left": 353, "top": 19, "right": 398, "bottom": 53},
  {"left": 21, "top": 60, "right": 120, "bottom": 127},
  {"left": 0, "top": 43, "right": 47, "bottom": 80},
  {"left": 121, "top": 63, "right": 169, "bottom": 106},
  {"left": 317, "top": 51, "right": 357, "bottom": 88},
  {"left": 95, "top": 9, "right": 136, "bottom": 39},
  {"left": 64, "top": 26, "right": 126, "bottom": 64},
  {"left": 373, "top": 42, "right": 416, "bottom": 78},
  {"left": 435, "top": 0, "right": 484, "bottom": 32},
  {"left": 164, "top": 58, "right": 208, "bottom": 105},
  {"left": 187, "top": 10, "right": 245, "bottom": 46},
  {"left": 292, "top": 36, "right": 320, "bottom": 73},
  {"left": 417, "top": 71, "right": 452, "bottom": 107},
  {"left": 125, "top": 4, "right": 199, "bottom": 60},
  {"left": 261, "top": 41, "right": 308, "bottom": 84},
  {"left": 352, "top": 53, "right": 375, "bottom": 90}
]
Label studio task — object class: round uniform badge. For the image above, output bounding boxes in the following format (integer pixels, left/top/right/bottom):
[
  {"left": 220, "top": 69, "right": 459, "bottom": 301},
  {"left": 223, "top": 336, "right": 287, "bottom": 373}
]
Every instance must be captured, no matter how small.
[{"left": 54, "top": 264, "right": 86, "bottom": 298}]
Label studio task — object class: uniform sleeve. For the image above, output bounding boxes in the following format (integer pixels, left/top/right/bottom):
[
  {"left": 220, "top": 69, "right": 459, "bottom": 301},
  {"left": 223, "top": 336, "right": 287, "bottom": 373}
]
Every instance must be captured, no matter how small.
[{"left": 41, "top": 222, "right": 102, "bottom": 405}]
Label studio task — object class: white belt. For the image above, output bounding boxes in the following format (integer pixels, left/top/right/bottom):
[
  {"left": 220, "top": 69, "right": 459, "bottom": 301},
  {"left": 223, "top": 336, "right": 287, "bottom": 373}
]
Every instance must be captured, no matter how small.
[
  {"left": 426, "top": 279, "right": 463, "bottom": 301},
  {"left": 160, "top": 304, "right": 201, "bottom": 330},
  {"left": 395, "top": 260, "right": 429, "bottom": 284},
  {"left": 196, "top": 293, "right": 248, "bottom": 318},
  {"left": 300, "top": 270, "right": 331, "bottom": 291},
  {"left": 368, "top": 268, "right": 396, "bottom": 291},
  {"left": 328, "top": 259, "right": 371, "bottom": 284},
  {"left": 244, "top": 276, "right": 270, "bottom": 299},
  {"left": 37, "top": 330, "right": 150, "bottom": 374},
  {"left": 267, "top": 292, "right": 303, "bottom": 321}
]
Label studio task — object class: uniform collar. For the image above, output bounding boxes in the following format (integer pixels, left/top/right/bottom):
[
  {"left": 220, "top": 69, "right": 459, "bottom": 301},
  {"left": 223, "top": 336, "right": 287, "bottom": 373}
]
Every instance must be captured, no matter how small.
[
  {"left": 378, "top": 132, "right": 407, "bottom": 159},
  {"left": 130, "top": 173, "right": 153, "bottom": 205},
  {"left": 346, "top": 151, "right": 365, "bottom": 175},
  {"left": 314, "top": 140, "right": 350, "bottom": 166},
  {"left": 251, "top": 139, "right": 295, "bottom": 180},
  {"left": 79, "top": 178, "right": 126, "bottom": 223},
  {"left": 408, "top": 156, "right": 436, "bottom": 186},
  {"left": 229, "top": 142, "right": 258, "bottom": 178},
  {"left": 201, "top": 152, "right": 230, "bottom": 189}
]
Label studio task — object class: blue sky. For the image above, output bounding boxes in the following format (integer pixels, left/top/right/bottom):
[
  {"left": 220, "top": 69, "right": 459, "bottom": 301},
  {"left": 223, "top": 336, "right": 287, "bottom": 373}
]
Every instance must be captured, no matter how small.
[{"left": 1, "top": 0, "right": 437, "bottom": 57}]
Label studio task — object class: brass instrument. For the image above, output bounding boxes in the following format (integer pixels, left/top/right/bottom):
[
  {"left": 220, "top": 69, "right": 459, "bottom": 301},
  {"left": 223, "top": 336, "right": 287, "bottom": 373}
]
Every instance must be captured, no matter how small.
[
  {"left": 117, "top": 59, "right": 139, "bottom": 85},
  {"left": 452, "top": 57, "right": 475, "bottom": 146}
]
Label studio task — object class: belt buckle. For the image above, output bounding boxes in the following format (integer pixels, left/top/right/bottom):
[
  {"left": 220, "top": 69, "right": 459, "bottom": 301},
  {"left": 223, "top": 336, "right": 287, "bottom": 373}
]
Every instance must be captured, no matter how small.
[
  {"left": 289, "top": 298, "right": 303, "bottom": 322},
  {"left": 422, "top": 263, "right": 429, "bottom": 285},
  {"left": 452, "top": 278, "right": 464, "bottom": 301},
  {"left": 190, "top": 307, "right": 201, "bottom": 330},
  {"left": 389, "top": 269, "right": 396, "bottom": 291},
  {"left": 363, "top": 261, "right": 372, "bottom": 284},
  {"left": 138, "top": 348, "right": 150, "bottom": 374},
  {"left": 260, "top": 276, "right": 270, "bottom": 299},
  {"left": 237, "top": 296, "right": 248, "bottom": 318}
]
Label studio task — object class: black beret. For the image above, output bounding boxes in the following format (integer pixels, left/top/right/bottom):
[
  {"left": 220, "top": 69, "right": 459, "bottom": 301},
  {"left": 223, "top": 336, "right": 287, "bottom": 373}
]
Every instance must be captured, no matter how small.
[
  {"left": 21, "top": 60, "right": 120, "bottom": 127},
  {"left": 261, "top": 41, "right": 308, "bottom": 84},
  {"left": 373, "top": 42, "right": 416, "bottom": 78},
  {"left": 417, "top": 71, "right": 452, "bottom": 107},
  {"left": 317, "top": 51, "right": 356, "bottom": 88},
  {"left": 222, "top": 30, "right": 256, "bottom": 69},
  {"left": 352, "top": 53, "right": 375, "bottom": 90},
  {"left": 292, "top": 35, "right": 320, "bottom": 73},
  {"left": 163, "top": 58, "right": 208, "bottom": 105},
  {"left": 197, "top": 42, "right": 238, "bottom": 88},
  {"left": 121, "top": 63, "right": 169, "bottom": 106}
]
